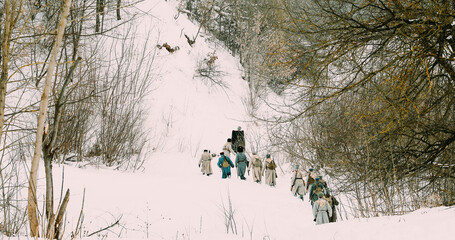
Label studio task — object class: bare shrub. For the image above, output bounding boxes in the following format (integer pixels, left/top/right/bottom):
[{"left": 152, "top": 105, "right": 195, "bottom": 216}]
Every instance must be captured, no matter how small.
[
  {"left": 91, "top": 26, "right": 156, "bottom": 170},
  {"left": 0, "top": 143, "right": 28, "bottom": 236},
  {"left": 238, "top": 0, "right": 455, "bottom": 215},
  {"left": 195, "top": 50, "right": 228, "bottom": 89},
  {"left": 219, "top": 190, "right": 237, "bottom": 235}
]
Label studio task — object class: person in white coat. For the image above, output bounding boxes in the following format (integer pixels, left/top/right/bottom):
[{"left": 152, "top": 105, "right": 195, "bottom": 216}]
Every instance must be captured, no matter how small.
[
  {"left": 198, "top": 149, "right": 213, "bottom": 176},
  {"left": 222, "top": 138, "right": 235, "bottom": 159},
  {"left": 291, "top": 165, "right": 306, "bottom": 200},
  {"left": 263, "top": 154, "right": 277, "bottom": 187},
  {"left": 249, "top": 153, "right": 263, "bottom": 183},
  {"left": 312, "top": 192, "right": 332, "bottom": 225}
]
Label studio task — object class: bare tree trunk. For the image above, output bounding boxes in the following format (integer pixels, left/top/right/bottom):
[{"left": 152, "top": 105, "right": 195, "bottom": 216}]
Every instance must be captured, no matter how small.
[
  {"left": 96, "top": 0, "right": 105, "bottom": 33},
  {"left": 27, "top": 0, "right": 73, "bottom": 237},
  {"left": 117, "top": 0, "right": 121, "bottom": 20},
  {"left": 96, "top": 0, "right": 101, "bottom": 32},
  {"left": 42, "top": 56, "right": 81, "bottom": 237},
  {"left": 0, "top": 0, "right": 19, "bottom": 152},
  {"left": 54, "top": 189, "right": 70, "bottom": 240}
]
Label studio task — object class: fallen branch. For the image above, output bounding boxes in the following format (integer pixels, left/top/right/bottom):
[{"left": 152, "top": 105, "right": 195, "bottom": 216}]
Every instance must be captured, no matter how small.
[{"left": 87, "top": 215, "right": 122, "bottom": 237}]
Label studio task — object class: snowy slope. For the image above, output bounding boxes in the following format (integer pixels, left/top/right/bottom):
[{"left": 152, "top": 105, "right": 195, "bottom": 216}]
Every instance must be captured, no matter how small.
[
  {"left": 6, "top": 0, "right": 455, "bottom": 240},
  {"left": 135, "top": 0, "right": 250, "bottom": 155},
  {"left": 58, "top": 157, "right": 455, "bottom": 240},
  {"left": 59, "top": 152, "right": 313, "bottom": 240}
]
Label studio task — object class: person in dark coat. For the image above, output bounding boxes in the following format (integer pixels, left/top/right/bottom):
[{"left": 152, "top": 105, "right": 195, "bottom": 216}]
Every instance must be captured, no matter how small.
[
  {"left": 323, "top": 192, "right": 339, "bottom": 222},
  {"left": 306, "top": 168, "right": 317, "bottom": 190},
  {"left": 319, "top": 175, "right": 328, "bottom": 189},
  {"left": 231, "top": 126, "right": 245, "bottom": 153},
  {"left": 217, "top": 152, "right": 234, "bottom": 179},
  {"left": 235, "top": 146, "right": 248, "bottom": 180}
]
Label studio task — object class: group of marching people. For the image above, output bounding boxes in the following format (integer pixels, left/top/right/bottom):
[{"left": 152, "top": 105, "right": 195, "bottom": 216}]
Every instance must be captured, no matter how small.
[
  {"left": 198, "top": 138, "right": 339, "bottom": 225},
  {"left": 198, "top": 138, "right": 278, "bottom": 187},
  {"left": 290, "top": 165, "right": 339, "bottom": 225}
]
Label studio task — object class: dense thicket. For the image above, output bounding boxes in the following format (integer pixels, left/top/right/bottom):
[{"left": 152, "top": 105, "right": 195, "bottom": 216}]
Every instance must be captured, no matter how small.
[
  {"left": 183, "top": 0, "right": 455, "bottom": 215},
  {"left": 0, "top": 0, "right": 153, "bottom": 236}
]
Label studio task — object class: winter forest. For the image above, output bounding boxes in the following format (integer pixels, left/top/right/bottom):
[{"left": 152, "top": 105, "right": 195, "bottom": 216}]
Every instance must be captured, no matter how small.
[{"left": 0, "top": 0, "right": 454, "bottom": 239}]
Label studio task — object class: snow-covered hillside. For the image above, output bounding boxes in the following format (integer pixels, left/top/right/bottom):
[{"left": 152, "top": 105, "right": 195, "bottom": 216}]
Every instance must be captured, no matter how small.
[
  {"left": 8, "top": 0, "right": 455, "bottom": 240},
  {"left": 58, "top": 158, "right": 455, "bottom": 240},
  {"left": 135, "top": 0, "right": 251, "bottom": 155}
]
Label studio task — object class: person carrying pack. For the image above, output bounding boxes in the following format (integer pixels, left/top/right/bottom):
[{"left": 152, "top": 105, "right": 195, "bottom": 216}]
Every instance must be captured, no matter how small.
[
  {"left": 217, "top": 152, "right": 234, "bottom": 179},
  {"left": 309, "top": 177, "right": 326, "bottom": 206},
  {"left": 222, "top": 158, "right": 230, "bottom": 167},
  {"left": 312, "top": 192, "right": 332, "bottom": 225},
  {"left": 326, "top": 192, "right": 339, "bottom": 223},
  {"left": 253, "top": 158, "right": 262, "bottom": 167},
  {"left": 249, "top": 153, "right": 263, "bottom": 183},
  {"left": 291, "top": 164, "right": 306, "bottom": 200},
  {"left": 198, "top": 149, "right": 213, "bottom": 176},
  {"left": 231, "top": 127, "right": 245, "bottom": 153},
  {"left": 263, "top": 154, "right": 277, "bottom": 187},
  {"left": 306, "top": 168, "right": 317, "bottom": 190},
  {"left": 319, "top": 175, "right": 328, "bottom": 189},
  {"left": 267, "top": 159, "right": 276, "bottom": 170},
  {"left": 222, "top": 138, "right": 235, "bottom": 159}
]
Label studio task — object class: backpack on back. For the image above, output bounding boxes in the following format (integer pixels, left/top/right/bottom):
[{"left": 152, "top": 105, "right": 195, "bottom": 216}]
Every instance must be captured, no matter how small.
[
  {"left": 222, "top": 156, "right": 230, "bottom": 168},
  {"left": 323, "top": 196, "right": 333, "bottom": 207},
  {"left": 310, "top": 182, "right": 325, "bottom": 200},
  {"left": 314, "top": 182, "right": 324, "bottom": 195},
  {"left": 254, "top": 158, "right": 262, "bottom": 167},
  {"left": 267, "top": 160, "right": 276, "bottom": 170}
]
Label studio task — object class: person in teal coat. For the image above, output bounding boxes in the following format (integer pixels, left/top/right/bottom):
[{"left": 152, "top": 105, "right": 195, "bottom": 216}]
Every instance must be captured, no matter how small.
[
  {"left": 235, "top": 146, "right": 248, "bottom": 180},
  {"left": 309, "top": 177, "right": 326, "bottom": 205},
  {"left": 218, "top": 152, "right": 234, "bottom": 179}
]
